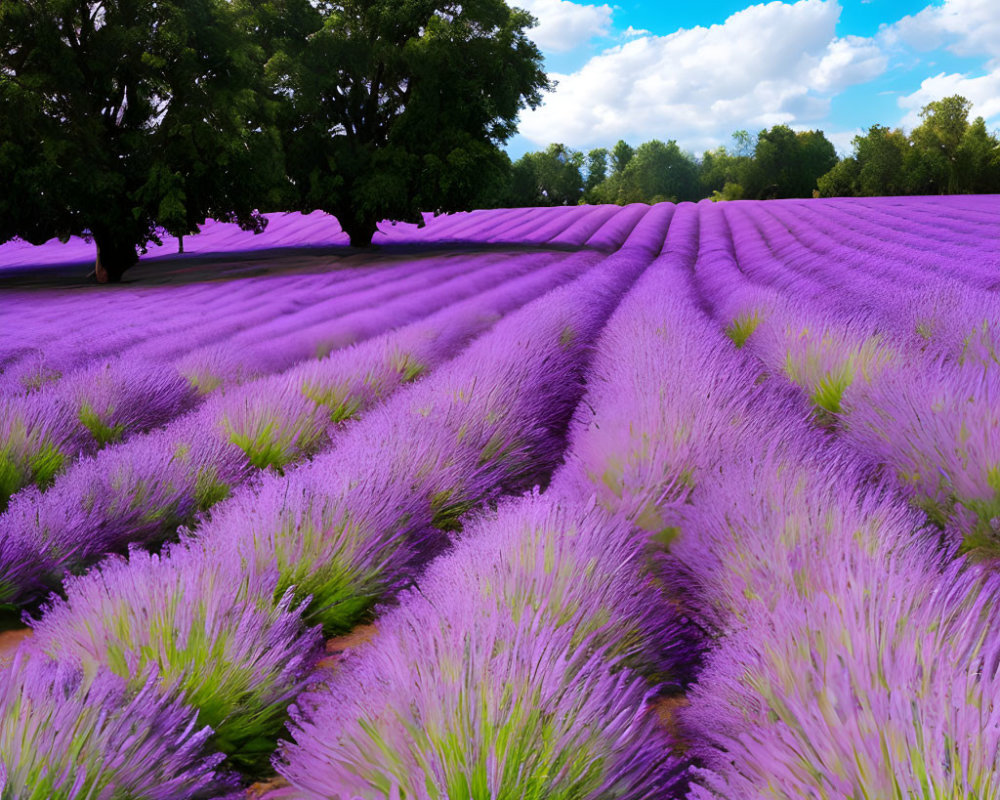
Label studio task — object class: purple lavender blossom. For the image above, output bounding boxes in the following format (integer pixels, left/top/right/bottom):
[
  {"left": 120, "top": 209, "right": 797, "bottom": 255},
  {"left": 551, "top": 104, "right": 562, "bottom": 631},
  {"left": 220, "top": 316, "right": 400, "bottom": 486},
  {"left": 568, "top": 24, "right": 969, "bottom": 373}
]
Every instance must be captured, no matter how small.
[
  {"left": 275, "top": 570, "right": 682, "bottom": 799},
  {"left": 194, "top": 225, "right": 657, "bottom": 636},
  {"left": 0, "top": 415, "right": 250, "bottom": 606},
  {"left": 685, "top": 556, "right": 1000, "bottom": 799},
  {"left": 0, "top": 650, "right": 237, "bottom": 798},
  {"left": 27, "top": 545, "right": 323, "bottom": 772}
]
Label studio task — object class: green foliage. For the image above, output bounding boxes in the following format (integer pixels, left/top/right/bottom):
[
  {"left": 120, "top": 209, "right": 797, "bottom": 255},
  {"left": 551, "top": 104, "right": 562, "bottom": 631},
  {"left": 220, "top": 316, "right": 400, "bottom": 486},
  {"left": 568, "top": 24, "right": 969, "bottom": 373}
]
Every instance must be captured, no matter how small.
[
  {"left": 701, "top": 131, "right": 756, "bottom": 198},
  {"left": 725, "top": 311, "right": 762, "bottom": 348},
  {"left": 951, "top": 468, "right": 1000, "bottom": 559},
  {"left": 583, "top": 148, "right": 608, "bottom": 195},
  {"left": 747, "top": 125, "right": 837, "bottom": 199},
  {"left": 183, "top": 370, "right": 226, "bottom": 396},
  {"left": 78, "top": 403, "right": 126, "bottom": 447},
  {"left": 710, "top": 181, "right": 744, "bottom": 202},
  {"left": 430, "top": 487, "right": 476, "bottom": 533},
  {"left": 224, "top": 412, "right": 326, "bottom": 472},
  {"left": 817, "top": 156, "right": 860, "bottom": 198},
  {"left": 271, "top": 514, "right": 380, "bottom": 635},
  {"left": 818, "top": 96, "right": 1000, "bottom": 197},
  {"left": 193, "top": 466, "right": 233, "bottom": 510},
  {"left": 855, "top": 125, "right": 909, "bottom": 196},
  {"left": 0, "top": 0, "right": 279, "bottom": 281},
  {"left": 301, "top": 381, "right": 365, "bottom": 424},
  {"left": 610, "top": 139, "right": 635, "bottom": 175},
  {"left": 506, "top": 143, "right": 584, "bottom": 206},
  {"left": 96, "top": 591, "right": 297, "bottom": 774},
  {"left": 272, "top": 0, "right": 549, "bottom": 245},
  {"left": 26, "top": 441, "right": 66, "bottom": 491},
  {"left": 0, "top": 432, "right": 66, "bottom": 512},
  {"left": 0, "top": 451, "right": 22, "bottom": 512},
  {"left": 545, "top": 138, "right": 700, "bottom": 206},
  {"left": 617, "top": 139, "right": 699, "bottom": 204}
]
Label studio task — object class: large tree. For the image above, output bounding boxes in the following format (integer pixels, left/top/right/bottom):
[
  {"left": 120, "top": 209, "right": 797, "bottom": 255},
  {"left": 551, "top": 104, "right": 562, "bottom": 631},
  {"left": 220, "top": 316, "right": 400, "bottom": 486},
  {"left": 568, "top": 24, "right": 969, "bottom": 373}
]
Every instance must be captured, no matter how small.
[
  {"left": 748, "top": 125, "right": 838, "bottom": 199},
  {"left": 507, "top": 143, "right": 584, "bottom": 206},
  {"left": 616, "top": 139, "right": 699, "bottom": 204},
  {"left": 0, "top": 0, "right": 279, "bottom": 282},
  {"left": 907, "top": 95, "right": 1000, "bottom": 194},
  {"left": 270, "top": 0, "right": 549, "bottom": 247}
]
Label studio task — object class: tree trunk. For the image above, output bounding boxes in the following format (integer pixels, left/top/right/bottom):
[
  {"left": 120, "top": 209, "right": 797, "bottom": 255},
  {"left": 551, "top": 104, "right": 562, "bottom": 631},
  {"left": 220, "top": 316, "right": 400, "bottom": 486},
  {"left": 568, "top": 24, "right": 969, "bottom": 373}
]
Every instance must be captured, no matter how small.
[
  {"left": 340, "top": 216, "right": 377, "bottom": 248},
  {"left": 93, "top": 233, "right": 139, "bottom": 283}
]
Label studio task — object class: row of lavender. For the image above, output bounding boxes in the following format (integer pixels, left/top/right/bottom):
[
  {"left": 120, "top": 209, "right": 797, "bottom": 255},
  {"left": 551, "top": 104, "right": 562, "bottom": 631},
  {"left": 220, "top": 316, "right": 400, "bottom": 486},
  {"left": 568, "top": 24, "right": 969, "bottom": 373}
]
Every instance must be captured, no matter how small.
[
  {"left": 0, "top": 203, "right": 631, "bottom": 273},
  {"left": 678, "top": 196, "right": 1000, "bottom": 796},
  {"left": 0, "top": 248, "right": 597, "bottom": 606},
  {"left": 1, "top": 195, "right": 998, "bottom": 796},
  {"left": 262, "top": 196, "right": 1000, "bottom": 797},
  {"left": 0, "top": 206, "right": 674, "bottom": 794},
  {"left": 0, "top": 204, "right": 640, "bottom": 515}
]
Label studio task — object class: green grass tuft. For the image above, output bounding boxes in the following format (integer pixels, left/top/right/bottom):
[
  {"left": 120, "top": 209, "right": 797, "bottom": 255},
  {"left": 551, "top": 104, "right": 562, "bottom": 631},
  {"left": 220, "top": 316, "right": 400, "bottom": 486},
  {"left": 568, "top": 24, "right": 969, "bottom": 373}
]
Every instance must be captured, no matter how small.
[
  {"left": 301, "top": 381, "right": 364, "bottom": 423},
  {"left": 78, "top": 403, "right": 126, "bottom": 447},
  {"left": 725, "top": 311, "right": 762, "bottom": 348}
]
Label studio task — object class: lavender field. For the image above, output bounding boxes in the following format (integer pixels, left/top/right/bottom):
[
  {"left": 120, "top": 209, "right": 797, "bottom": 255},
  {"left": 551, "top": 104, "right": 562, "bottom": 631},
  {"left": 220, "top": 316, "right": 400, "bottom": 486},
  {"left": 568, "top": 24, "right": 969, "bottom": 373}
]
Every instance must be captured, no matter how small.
[{"left": 1, "top": 195, "right": 999, "bottom": 798}]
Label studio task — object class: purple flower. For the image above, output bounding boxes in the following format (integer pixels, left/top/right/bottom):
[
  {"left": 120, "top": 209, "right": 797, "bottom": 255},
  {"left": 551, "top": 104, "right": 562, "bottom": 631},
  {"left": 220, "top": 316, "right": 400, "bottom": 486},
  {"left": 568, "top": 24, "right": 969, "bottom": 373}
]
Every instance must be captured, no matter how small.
[
  {"left": 0, "top": 650, "right": 237, "bottom": 798},
  {"left": 28, "top": 544, "right": 323, "bottom": 772}
]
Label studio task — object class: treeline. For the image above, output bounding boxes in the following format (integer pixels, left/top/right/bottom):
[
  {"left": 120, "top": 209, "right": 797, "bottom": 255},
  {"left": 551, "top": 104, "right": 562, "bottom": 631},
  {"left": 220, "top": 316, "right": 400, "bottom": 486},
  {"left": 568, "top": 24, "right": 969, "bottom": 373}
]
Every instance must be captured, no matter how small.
[
  {"left": 818, "top": 96, "right": 1000, "bottom": 197},
  {"left": 503, "top": 95, "right": 1000, "bottom": 207}
]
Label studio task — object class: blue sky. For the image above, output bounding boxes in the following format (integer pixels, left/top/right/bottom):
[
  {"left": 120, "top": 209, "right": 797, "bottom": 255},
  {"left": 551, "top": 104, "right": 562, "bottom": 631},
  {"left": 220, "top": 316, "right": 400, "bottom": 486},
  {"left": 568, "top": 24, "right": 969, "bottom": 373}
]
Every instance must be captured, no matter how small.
[{"left": 507, "top": 0, "right": 1000, "bottom": 158}]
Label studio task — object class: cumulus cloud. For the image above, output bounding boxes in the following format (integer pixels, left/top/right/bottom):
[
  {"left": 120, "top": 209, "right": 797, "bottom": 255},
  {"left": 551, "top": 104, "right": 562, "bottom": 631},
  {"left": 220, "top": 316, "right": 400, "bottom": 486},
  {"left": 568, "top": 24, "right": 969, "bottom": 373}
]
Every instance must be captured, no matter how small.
[
  {"left": 518, "top": 0, "right": 888, "bottom": 153},
  {"left": 515, "top": 0, "right": 613, "bottom": 53},
  {"left": 824, "top": 128, "right": 864, "bottom": 155},
  {"left": 809, "top": 35, "right": 887, "bottom": 92},
  {"left": 898, "top": 69, "right": 1000, "bottom": 128},
  {"left": 623, "top": 25, "right": 652, "bottom": 38},
  {"left": 890, "top": 0, "right": 1000, "bottom": 65}
]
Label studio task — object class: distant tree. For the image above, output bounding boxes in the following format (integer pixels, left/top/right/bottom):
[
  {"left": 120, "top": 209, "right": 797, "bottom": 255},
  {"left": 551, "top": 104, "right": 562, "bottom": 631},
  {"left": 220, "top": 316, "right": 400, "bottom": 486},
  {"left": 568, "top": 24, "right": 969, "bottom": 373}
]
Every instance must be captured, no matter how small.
[
  {"left": 610, "top": 140, "right": 635, "bottom": 175},
  {"left": 618, "top": 139, "right": 699, "bottom": 203},
  {"left": 909, "top": 95, "right": 972, "bottom": 194},
  {"left": 796, "top": 130, "right": 839, "bottom": 196},
  {"left": 699, "top": 131, "right": 754, "bottom": 199},
  {"left": 506, "top": 143, "right": 584, "bottom": 206},
  {"left": 854, "top": 125, "right": 909, "bottom": 196},
  {"left": 507, "top": 155, "right": 541, "bottom": 206},
  {"left": 731, "top": 129, "right": 757, "bottom": 159},
  {"left": 0, "top": 0, "right": 279, "bottom": 282},
  {"left": 956, "top": 116, "right": 1000, "bottom": 194},
  {"left": 584, "top": 148, "right": 609, "bottom": 195},
  {"left": 270, "top": 0, "right": 549, "bottom": 246},
  {"left": 816, "top": 157, "right": 860, "bottom": 197},
  {"left": 709, "top": 182, "right": 745, "bottom": 202},
  {"left": 748, "top": 125, "right": 837, "bottom": 199}
]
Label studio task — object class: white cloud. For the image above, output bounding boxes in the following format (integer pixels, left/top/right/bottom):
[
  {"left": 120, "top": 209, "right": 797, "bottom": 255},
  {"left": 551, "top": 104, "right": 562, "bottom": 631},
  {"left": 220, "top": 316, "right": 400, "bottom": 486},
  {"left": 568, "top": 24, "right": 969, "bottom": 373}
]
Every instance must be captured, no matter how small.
[
  {"left": 890, "top": 0, "right": 1000, "bottom": 65},
  {"left": 518, "top": 0, "right": 888, "bottom": 153},
  {"left": 825, "top": 128, "right": 864, "bottom": 155},
  {"left": 515, "top": 0, "right": 613, "bottom": 53},
  {"left": 809, "top": 35, "right": 886, "bottom": 92},
  {"left": 898, "top": 69, "right": 1000, "bottom": 129}
]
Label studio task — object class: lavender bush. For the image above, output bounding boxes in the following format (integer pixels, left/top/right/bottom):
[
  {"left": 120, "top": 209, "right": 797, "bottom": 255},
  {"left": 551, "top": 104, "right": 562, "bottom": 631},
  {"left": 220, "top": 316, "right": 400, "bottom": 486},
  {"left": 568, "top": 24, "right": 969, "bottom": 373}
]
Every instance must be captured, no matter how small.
[{"left": 0, "top": 651, "right": 236, "bottom": 798}]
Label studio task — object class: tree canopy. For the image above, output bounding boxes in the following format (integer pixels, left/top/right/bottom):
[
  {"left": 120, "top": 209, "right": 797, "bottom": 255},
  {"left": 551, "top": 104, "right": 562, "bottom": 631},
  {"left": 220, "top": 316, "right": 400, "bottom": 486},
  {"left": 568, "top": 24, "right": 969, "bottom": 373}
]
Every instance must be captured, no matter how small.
[
  {"left": 0, "top": 0, "right": 280, "bottom": 281},
  {"left": 514, "top": 126, "right": 837, "bottom": 206},
  {"left": 507, "top": 143, "right": 584, "bottom": 206},
  {"left": 817, "top": 96, "right": 1000, "bottom": 198},
  {"left": 269, "top": 0, "right": 549, "bottom": 246}
]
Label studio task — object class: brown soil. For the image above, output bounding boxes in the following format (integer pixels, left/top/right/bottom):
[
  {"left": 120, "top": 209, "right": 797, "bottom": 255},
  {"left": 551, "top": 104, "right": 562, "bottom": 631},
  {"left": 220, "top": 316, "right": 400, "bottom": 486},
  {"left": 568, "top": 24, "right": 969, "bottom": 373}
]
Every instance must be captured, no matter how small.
[
  {"left": 0, "top": 627, "right": 32, "bottom": 668},
  {"left": 316, "top": 623, "right": 378, "bottom": 670},
  {"left": 652, "top": 694, "right": 692, "bottom": 754},
  {"left": 245, "top": 623, "right": 378, "bottom": 798},
  {"left": 246, "top": 776, "right": 291, "bottom": 798}
]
